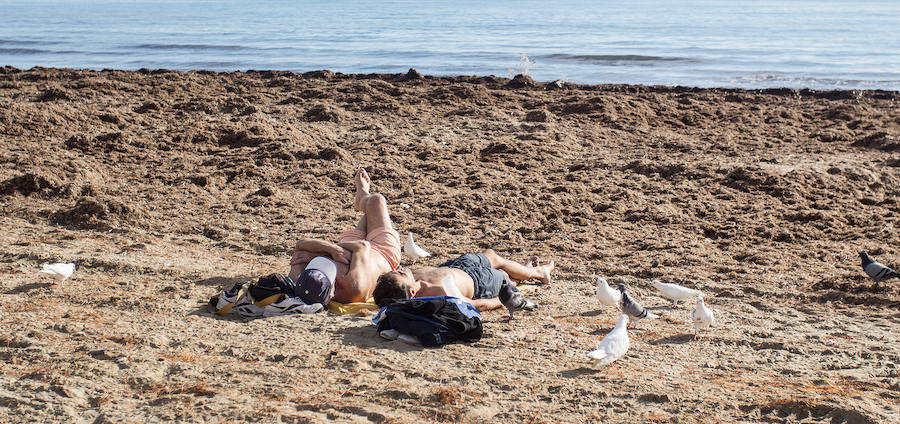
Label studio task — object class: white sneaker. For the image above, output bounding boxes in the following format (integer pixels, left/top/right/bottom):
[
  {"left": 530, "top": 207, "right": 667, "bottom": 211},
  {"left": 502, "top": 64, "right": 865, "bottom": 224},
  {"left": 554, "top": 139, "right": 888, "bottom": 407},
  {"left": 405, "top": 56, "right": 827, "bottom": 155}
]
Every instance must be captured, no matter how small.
[{"left": 379, "top": 329, "right": 400, "bottom": 340}]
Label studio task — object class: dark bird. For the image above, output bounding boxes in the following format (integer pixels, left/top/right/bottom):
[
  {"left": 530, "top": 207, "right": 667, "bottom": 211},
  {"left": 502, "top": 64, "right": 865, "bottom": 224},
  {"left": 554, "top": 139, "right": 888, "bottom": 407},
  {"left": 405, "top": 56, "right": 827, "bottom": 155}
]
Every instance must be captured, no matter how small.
[
  {"left": 860, "top": 251, "right": 899, "bottom": 282},
  {"left": 617, "top": 283, "right": 659, "bottom": 327},
  {"left": 499, "top": 284, "right": 537, "bottom": 321}
]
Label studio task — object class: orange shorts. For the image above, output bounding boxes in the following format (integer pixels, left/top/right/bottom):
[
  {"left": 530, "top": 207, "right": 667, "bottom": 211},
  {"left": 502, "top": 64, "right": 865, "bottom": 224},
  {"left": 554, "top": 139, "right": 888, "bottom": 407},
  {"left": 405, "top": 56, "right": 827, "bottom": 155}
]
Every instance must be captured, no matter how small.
[{"left": 339, "top": 227, "right": 402, "bottom": 270}]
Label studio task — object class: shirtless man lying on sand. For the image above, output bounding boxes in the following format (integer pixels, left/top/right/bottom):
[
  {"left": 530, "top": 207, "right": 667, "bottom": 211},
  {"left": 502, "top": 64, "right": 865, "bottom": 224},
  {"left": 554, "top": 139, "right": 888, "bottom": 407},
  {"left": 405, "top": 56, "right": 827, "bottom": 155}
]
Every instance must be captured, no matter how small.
[
  {"left": 373, "top": 250, "right": 554, "bottom": 318},
  {"left": 288, "top": 167, "right": 401, "bottom": 305}
]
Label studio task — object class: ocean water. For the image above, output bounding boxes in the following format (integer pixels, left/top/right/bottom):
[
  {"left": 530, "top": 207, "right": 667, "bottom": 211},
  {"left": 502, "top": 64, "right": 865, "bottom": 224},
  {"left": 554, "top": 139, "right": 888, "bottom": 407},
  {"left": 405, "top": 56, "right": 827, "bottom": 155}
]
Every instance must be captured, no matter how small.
[{"left": 1, "top": 0, "right": 898, "bottom": 90}]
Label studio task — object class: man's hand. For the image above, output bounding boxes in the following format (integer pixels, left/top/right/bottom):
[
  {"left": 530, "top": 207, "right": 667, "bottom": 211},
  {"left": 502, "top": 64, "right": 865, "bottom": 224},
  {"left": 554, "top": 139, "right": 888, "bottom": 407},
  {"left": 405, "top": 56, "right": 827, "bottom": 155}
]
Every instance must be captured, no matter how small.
[
  {"left": 330, "top": 246, "right": 352, "bottom": 265},
  {"left": 289, "top": 250, "right": 317, "bottom": 266}
]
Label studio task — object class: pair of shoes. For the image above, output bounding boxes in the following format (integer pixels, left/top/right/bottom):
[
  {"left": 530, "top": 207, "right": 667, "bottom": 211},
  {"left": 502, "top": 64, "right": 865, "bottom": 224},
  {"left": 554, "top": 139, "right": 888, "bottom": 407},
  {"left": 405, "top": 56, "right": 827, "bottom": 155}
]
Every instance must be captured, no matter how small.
[{"left": 210, "top": 283, "right": 250, "bottom": 315}]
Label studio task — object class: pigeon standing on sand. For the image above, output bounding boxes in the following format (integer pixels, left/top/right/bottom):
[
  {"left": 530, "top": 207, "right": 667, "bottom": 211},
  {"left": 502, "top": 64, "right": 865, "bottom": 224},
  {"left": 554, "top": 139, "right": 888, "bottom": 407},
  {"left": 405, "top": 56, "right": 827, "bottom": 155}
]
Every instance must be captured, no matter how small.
[
  {"left": 859, "top": 251, "right": 899, "bottom": 282},
  {"left": 588, "top": 314, "right": 630, "bottom": 366},
  {"left": 499, "top": 284, "right": 537, "bottom": 321},
  {"left": 39, "top": 262, "right": 76, "bottom": 282},
  {"left": 403, "top": 232, "right": 430, "bottom": 264},
  {"left": 691, "top": 295, "right": 714, "bottom": 339},
  {"left": 617, "top": 283, "right": 659, "bottom": 326},
  {"left": 651, "top": 279, "right": 701, "bottom": 307},
  {"left": 595, "top": 277, "right": 622, "bottom": 312}
]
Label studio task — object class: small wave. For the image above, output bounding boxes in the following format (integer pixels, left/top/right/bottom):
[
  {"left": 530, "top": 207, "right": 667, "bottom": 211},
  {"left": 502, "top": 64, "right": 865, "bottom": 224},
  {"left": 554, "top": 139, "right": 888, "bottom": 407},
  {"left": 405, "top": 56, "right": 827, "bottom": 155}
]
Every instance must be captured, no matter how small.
[
  {"left": 179, "top": 61, "right": 244, "bottom": 69},
  {"left": 132, "top": 43, "right": 248, "bottom": 51},
  {"left": 0, "top": 48, "right": 50, "bottom": 54},
  {"left": 541, "top": 53, "right": 692, "bottom": 62},
  {"left": 0, "top": 39, "right": 53, "bottom": 46},
  {"left": 728, "top": 73, "right": 900, "bottom": 90}
]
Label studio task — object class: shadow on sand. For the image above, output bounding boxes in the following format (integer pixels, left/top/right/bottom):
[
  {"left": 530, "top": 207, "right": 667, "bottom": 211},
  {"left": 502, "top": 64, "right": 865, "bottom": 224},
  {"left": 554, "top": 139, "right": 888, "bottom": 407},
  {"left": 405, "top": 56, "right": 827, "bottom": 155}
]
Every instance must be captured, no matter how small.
[
  {"left": 192, "top": 275, "right": 255, "bottom": 288},
  {"left": 559, "top": 367, "right": 605, "bottom": 378},
  {"left": 336, "top": 322, "right": 426, "bottom": 352},
  {"left": 650, "top": 333, "right": 694, "bottom": 345},
  {"left": 5, "top": 282, "right": 53, "bottom": 294},
  {"left": 187, "top": 302, "right": 249, "bottom": 322}
]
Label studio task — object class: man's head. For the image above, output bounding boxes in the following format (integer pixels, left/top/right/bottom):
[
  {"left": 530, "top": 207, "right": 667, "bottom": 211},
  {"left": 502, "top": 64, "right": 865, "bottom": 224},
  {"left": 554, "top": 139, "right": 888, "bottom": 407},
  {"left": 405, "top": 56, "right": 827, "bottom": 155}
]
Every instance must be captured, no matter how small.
[
  {"left": 373, "top": 267, "right": 419, "bottom": 307},
  {"left": 294, "top": 256, "right": 337, "bottom": 305}
]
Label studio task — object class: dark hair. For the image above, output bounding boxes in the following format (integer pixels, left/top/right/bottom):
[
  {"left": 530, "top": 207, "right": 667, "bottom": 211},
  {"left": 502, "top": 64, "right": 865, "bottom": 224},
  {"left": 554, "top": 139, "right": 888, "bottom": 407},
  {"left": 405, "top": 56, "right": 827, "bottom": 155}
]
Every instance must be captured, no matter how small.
[{"left": 373, "top": 272, "right": 412, "bottom": 307}]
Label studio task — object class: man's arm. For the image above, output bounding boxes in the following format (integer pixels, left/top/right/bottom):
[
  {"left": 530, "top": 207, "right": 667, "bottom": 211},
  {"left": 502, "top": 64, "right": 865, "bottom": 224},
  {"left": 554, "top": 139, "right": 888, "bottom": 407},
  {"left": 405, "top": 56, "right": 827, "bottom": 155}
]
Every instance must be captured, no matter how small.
[
  {"left": 337, "top": 240, "right": 371, "bottom": 282},
  {"left": 331, "top": 240, "right": 372, "bottom": 302},
  {"left": 289, "top": 250, "right": 317, "bottom": 266},
  {"left": 294, "top": 238, "right": 351, "bottom": 264},
  {"left": 468, "top": 298, "right": 502, "bottom": 312}
]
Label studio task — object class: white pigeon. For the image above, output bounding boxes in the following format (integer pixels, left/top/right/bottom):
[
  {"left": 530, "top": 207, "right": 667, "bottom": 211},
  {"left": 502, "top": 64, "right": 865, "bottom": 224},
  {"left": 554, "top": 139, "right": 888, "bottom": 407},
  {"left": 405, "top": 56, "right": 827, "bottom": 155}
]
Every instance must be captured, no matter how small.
[
  {"left": 588, "top": 314, "right": 630, "bottom": 366},
  {"left": 651, "top": 279, "right": 702, "bottom": 306},
  {"left": 403, "top": 232, "right": 430, "bottom": 264},
  {"left": 39, "top": 262, "right": 76, "bottom": 282},
  {"left": 595, "top": 277, "right": 622, "bottom": 312},
  {"left": 691, "top": 295, "right": 714, "bottom": 339}
]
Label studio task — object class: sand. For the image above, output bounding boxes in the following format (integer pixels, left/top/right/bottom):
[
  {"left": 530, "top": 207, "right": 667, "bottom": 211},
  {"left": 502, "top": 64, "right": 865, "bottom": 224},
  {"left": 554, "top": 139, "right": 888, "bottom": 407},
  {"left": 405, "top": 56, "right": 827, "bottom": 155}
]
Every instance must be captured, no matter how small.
[{"left": 0, "top": 66, "right": 898, "bottom": 423}]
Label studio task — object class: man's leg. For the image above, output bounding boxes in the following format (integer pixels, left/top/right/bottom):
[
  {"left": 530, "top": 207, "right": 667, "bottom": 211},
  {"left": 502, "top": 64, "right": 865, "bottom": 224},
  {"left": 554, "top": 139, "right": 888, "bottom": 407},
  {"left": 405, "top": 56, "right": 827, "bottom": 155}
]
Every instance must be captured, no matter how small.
[
  {"left": 353, "top": 168, "right": 395, "bottom": 235},
  {"left": 292, "top": 183, "right": 370, "bottom": 281},
  {"left": 352, "top": 215, "right": 367, "bottom": 235},
  {"left": 481, "top": 249, "right": 553, "bottom": 284}
]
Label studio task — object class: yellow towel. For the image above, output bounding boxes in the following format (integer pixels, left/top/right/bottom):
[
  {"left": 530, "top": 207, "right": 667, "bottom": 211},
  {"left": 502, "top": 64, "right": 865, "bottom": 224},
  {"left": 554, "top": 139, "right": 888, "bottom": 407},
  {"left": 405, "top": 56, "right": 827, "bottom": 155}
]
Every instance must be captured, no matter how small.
[{"left": 327, "top": 298, "right": 380, "bottom": 314}]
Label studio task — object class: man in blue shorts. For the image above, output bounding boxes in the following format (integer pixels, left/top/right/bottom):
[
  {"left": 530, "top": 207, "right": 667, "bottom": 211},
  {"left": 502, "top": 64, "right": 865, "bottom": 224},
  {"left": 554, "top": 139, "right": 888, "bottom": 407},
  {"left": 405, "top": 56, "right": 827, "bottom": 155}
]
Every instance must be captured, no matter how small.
[{"left": 373, "top": 249, "right": 554, "bottom": 319}]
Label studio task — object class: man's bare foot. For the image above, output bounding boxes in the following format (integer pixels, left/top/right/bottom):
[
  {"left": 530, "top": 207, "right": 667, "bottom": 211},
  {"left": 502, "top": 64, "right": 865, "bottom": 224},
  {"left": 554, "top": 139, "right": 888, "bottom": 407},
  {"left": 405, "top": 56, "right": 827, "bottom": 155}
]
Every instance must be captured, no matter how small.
[
  {"left": 353, "top": 167, "right": 371, "bottom": 212},
  {"left": 534, "top": 261, "right": 554, "bottom": 284}
]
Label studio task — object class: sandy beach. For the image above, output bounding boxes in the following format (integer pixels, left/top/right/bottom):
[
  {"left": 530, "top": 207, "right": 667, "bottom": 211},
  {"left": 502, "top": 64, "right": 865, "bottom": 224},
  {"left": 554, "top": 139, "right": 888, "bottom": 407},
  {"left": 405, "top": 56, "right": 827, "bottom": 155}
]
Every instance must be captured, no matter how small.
[{"left": 1, "top": 66, "right": 898, "bottom": 423}]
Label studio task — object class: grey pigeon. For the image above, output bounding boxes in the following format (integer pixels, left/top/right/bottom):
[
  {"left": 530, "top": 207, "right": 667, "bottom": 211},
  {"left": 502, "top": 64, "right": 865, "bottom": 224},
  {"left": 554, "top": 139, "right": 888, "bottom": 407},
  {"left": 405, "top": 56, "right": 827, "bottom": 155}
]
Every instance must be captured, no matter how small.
[
  {"left": 860, "top": 251, "right": 899, "bottom": 282},
  {"left": 499, "top": 285, "right": 537, "bottom": 321},
  {"left": 617, "top": 283, "right": 659, "bottom": 327}
]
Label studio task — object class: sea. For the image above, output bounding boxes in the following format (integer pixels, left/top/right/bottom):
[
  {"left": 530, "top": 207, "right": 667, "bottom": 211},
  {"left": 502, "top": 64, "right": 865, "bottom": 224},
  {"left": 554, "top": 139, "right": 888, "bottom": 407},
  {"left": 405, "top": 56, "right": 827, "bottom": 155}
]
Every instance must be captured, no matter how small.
[{"left": 1, "top": 0, "right": 899, "bottom": 90}]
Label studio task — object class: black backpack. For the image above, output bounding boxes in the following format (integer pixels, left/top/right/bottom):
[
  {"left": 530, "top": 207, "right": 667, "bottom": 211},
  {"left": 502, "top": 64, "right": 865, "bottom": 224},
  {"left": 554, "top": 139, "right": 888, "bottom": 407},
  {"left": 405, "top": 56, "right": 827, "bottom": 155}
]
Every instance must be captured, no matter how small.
[{"left": 246, "top": 273, "right": 297, "bottom": 305}]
